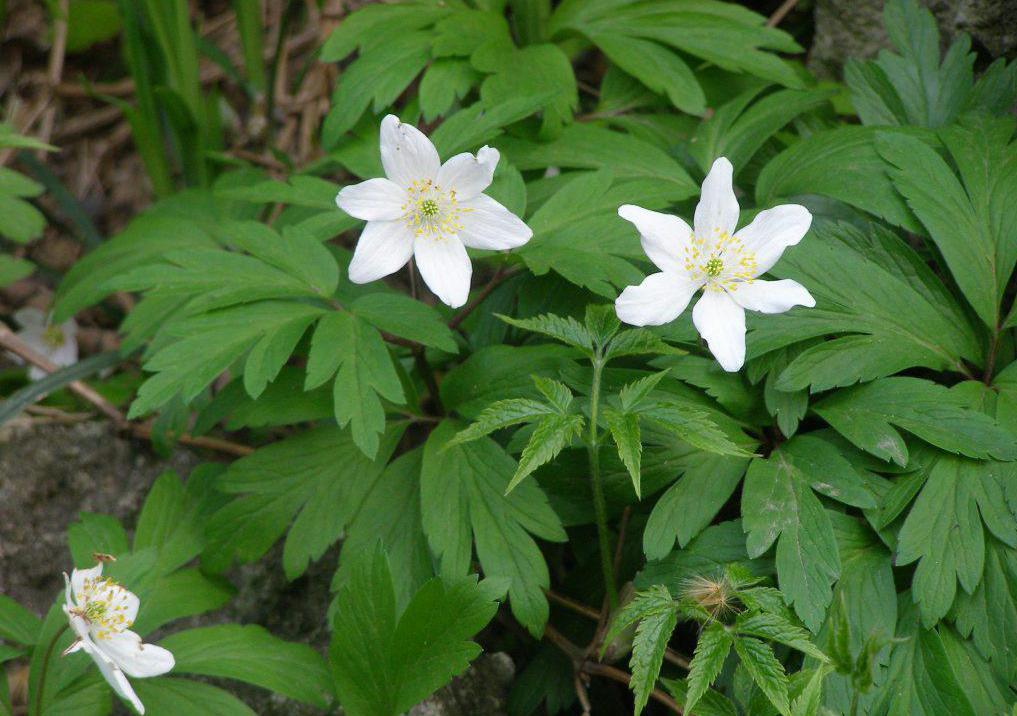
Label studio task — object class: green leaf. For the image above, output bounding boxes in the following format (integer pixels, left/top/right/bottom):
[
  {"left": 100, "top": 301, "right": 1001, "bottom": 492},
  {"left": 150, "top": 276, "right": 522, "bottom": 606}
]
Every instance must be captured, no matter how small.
[
  {"left": 640, "top": 403, "right": 751, "bottom": 458},
  {"left": 419, "top": 58, "right": 479, "bottom": 121},
  {"left": 329, "top": 546, "right": 500, "bottom": 716},
  {"left": 953, "top": 537, "right": 1017, "bottom": 680},
  {"left": 734, "top": 612, "right": 827, "bottom": 661},
  {"left": 605, "top": 408, "right": 642, "bottom": 497},
  {"left": 0, "top": 255, "right": 34, "bottom": 287},
  {"left": 498, "top": 312, "right": 594, "bottom": 354},
  {"left": 733, "top": 637, "right": 790, "bottom": 716},
  {"left": 132, "top": 678, "right": 255, "bottom": 716},
  {"left": 790, "top": 666, "right": 831, "bottom": 716},
  {"left": 0, "top": 192, "right": 46, "bottom": 243},
  {"left": 590, "top": 32, "right": 705, "bottom": 115},
  {"left": 333, "top": 449, "right": 433, "bottom": 611},
  {"left": 758, "top": 222, "right": 980, "bottom": 388},
  {"left": 868, "top": 599, "right": 977, "bottom": 716},
  {"left": 206, "top": 424, "right": 403, "bottom": 578},
  {"left": 306, "top": 311, "right": 406, "bottom": 458},
  {"left": 161, "top": 625, "right": 332, "bottom": 707},
  {"left": 814, "top": 377, "right": 1017, "bottom": 466},
  {"left": 214, "top": 175, "right": 341, "bottom": 208},
  {"left": 0, "top": 351, "right": 122, "bottom": 429},
  {"left": 421, "top": 422, "right": 566, "bottom": 636},
  {"left": 691, "top": 87, "right": 835, "bottom": 173},
  {"left": 685, "top": 622, "right": 735, "bottom": 716},
  {"left": 643, "top": 455, "right": 750, "bottom": 559},
  {"left": 619, "top": 370, "right": 670, "bottom": 412},
  {"left": 742, "top": 448, "right": 841, "bottom": 631},
  {"left": 67, "top": 512, "right": 129, "bottom": 567},
  {"left": 447, "top": 398, "right": 555, "bottom": 446},
  {"left": 352, "top": 292, "right": 458, "bottom": 352},
  {"left": 877, "top": 117, "right": 1017, "bottom": 327},
  {"left": 755, "top": 127, "right": 921, "bottom": 232},
  {"left": 605, "top": 328, "right": 686, "bottom": 361},
  {"left": 532, "top": 375, "right": 574, "bottom": 413},
  {"left": 0, "top": 595, "right": 41, "bottom": 646},
  {"left": 508, "top": 412, "right": 585, "bottom": 493},
  {"left": 896, "top": 453, "right": 1017, "bottom": 626},
  {"left": 630, "top": 603, "right": 679, "bottom": 715}
]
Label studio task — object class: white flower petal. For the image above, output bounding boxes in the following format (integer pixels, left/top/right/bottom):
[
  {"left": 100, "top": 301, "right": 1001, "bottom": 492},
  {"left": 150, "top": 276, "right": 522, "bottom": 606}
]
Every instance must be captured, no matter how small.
[
  {"left": 436, "top": 146, "right": 499, "bottom": 200},
  {"left": 91, "top": 648, "right": 146, "bottom": 715},
  {"left": 98, "top": 631, "right": 175, "bottom": 679},
  {"left": 693, "top": 157, "right": 739, "bottom": 239},
  {"left": 692, "top": 290, "right": 746, "bottom": 372},
  {"left": 336, "top": 178, "right": 406, "bottom": 221},
  {"left": 13, "top": 307, "right": 45, "bottom": 330},
  {"left": 414, "top": 236, "right": 472, "bottom": 308},
  {"left": 379, "top": 114, "right": 440, "bottom": 187},
  {"left": 728, "top": 279, "right": 815, "bottom": 314},
  {"left": 347, "top": 220, "right": 415, "bottom": 284},
  {"left": 458, "top": 194, "right": 532, "bottom": 250},
  {"left": 734, "top": 204, "right": 812, "bottom": 276},
  {"left": 618, "top": 204, "right": 693, "bottom": 274},
  {"left": 70, "top": 565, "right": 103, "bottom": 604},
  {"left": 615, "top": 272, "right": 701, "bottom": 327}
]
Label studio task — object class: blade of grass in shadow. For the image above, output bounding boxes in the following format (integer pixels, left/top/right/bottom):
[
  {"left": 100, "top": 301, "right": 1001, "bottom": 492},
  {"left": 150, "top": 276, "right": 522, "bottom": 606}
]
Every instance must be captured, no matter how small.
[
  {"left": 115, "top": 0, "right": 175, "bottom": 196},
  {"left": 15, "top": 151, "right": 103, "bottom": 250},
  {"left": 232, "top": 0, "right": 266, "bottom": 95},
  {"left": 0, "top": 351, "right": 123, "bottom": 427}
]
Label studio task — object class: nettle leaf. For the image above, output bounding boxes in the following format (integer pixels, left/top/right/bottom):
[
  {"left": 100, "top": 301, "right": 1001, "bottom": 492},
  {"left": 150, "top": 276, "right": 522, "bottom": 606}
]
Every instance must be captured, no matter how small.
[
  {"left": 734, "top": 636, "right": 791, "bottom": 716},
  {"left": 742, "top": 445, "right": 841, "bottom": 631},
  {"left": 206, "top": 424, "right": 403, "bottom": 578},
  {"left": 734, "top": 612, "right": 827, "bottom": 661},
  {"left": 877, "top": 116, "right": 1017, "bottom": 328},
  {"left": 814, "top": 377, "right": 1017, "bottom": 466},
  {"left": 896, "top": 452, "right": 1017, "bottom": 626},
  {"left": 330, "top": 546, "right": 500, "bottom": 716},
  {"left": 306, "top": 310, "right": 406, "bottom": 458},
  {"left": 631, "top": 604, "right": 679, "bottom": 715},
  {"left": 756, "top": 222, "right": 981, "bottom": 389},
  {"left": 447, "top": 398, "right": 555, "bottom": 446},
  {"left": 604, "top": 408, "right": 642, "bottom": 496},
  {"left": 639, "top": 402, "right": 751, "bottom": 459},
  {"left": 755, "top": 126, "right": 921, "bottom": 232},
  {"left": 161, "top": 625, "right": 332, "bottom": 708},
  {"left": 509, "top": 412, "right": 586, "bottom": 493},
  {"left": 685, "top": 622, "right": 735, "bottom": 716},
  {"left": 499, "top": 312, "right": 594, "bottom": 353},
  {"left": 605, "top": 328, "right": 686, "bottom": 361},
  {"left": 421, "top": 422, "right": 566, "bottom": 636}
]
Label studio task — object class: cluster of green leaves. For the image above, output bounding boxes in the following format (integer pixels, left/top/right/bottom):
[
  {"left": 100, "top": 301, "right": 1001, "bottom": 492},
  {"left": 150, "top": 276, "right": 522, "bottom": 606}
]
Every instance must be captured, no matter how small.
[{"left": 0, "top": 125, "right": 55, "bottom": 287}]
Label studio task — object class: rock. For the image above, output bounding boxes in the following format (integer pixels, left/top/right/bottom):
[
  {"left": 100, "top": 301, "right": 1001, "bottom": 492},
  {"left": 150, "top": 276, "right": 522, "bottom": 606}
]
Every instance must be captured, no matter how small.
[
  {"left": 409, "top": 653, "right": 516, "bottom": 716},
  {"left": 0, "top": 420, "right": 199, "bottom": 615},
  {"left": 809, "top": 0, "right": 1017, "bottom": 79}
]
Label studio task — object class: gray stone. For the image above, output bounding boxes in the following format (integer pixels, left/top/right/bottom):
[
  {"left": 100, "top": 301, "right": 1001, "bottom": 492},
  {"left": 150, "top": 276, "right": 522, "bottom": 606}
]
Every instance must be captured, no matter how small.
[
  {"left": 809, "top": 0, "right": 1017, "bottom": 79},
  {"left": 408, "top": 653, "right": 515, "bottom": 716}
]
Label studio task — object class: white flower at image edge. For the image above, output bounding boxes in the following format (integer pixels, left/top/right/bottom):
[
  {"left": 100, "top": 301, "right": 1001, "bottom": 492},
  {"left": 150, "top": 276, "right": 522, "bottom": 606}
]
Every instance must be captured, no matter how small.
[
  {"left": 62, "top": 561, "right": 174, "bottom": 714},
  {"left": 336, "top": 114, "right": 532, "bottom": 308},
  {"left": 11, "top": 307, "right": 77, "bottom": 381},
  {"left": 615, "top": 157, "right": 815, "bottom": 372}
]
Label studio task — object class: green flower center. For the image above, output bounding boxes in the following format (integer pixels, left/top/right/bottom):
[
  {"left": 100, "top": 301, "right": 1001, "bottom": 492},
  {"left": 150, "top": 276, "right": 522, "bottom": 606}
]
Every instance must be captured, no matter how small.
[
  {"left": 43, "top": 325, "right": 65, "bottom": 348},
  {"left": 704, "top": 257, "right": 724, "bottom": 278},
  {"left": 419, "top": 199, "right": 439, "bottom": 218},
  {"left": 83, "top": 600, "right": 108, "bottom": 622}
]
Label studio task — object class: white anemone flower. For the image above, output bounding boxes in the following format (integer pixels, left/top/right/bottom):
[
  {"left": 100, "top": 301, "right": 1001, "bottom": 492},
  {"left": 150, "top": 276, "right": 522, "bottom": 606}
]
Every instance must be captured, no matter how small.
[
  {"left": 11, "top": 307, "right": 78, "bottom": 381},
  {"left": 615, "top": 157, "right": 815, "bottom": 372},
  {"left": 62, "top": 560, "right": 174, "bottom": 714},
  {"left": 336, "top": 114, "right": 532, "bottom": 308}
]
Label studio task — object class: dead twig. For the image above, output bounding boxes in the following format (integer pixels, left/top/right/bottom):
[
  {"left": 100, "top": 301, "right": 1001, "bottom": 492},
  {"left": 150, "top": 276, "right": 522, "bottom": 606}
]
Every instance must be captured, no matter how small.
[
  {"left": 448, "top": 267, "right": 518, "bottom": 330},
  {"left": 0, "top": 323, "right": 253, "bottom": 457},
  {"left": 767, "top": 0, "right": 800, "bottom": 27}
]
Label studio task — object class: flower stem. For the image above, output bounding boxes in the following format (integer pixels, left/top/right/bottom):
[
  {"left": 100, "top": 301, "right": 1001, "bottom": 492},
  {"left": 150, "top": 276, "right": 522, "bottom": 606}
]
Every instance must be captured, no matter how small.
[
  {"left": 587, "top": 353, "right": 618, "bottom": 611},
  {"left": 32, "top": 623, "right": 68, "bottom": 716}
]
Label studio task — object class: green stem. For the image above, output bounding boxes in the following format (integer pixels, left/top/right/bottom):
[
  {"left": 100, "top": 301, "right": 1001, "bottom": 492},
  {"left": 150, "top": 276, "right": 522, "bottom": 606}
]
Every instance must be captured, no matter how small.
[
  {"left": 588, "top": 353, "right": 618, "bottom": 610},
  {"left": 32, "top": 624, "right": 69, "bottom": 716}
]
